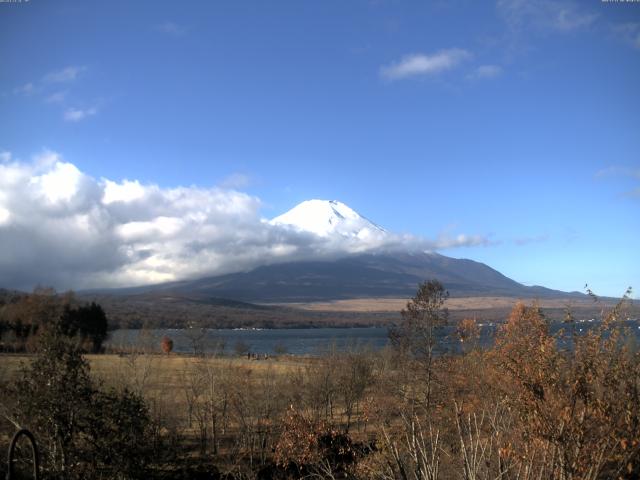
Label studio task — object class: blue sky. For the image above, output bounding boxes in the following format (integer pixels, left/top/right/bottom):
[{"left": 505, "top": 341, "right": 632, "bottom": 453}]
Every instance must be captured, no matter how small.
[{"left": 1, "top": 0, "right": 639, "bottom": 296}]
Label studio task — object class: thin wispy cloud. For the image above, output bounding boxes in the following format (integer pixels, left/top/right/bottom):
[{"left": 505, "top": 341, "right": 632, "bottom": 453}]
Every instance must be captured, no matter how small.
[
  {"left": 380, "top": 49, "right": 471, "bottom": 81},
  {"left": 596, "top": 165, "right": 640, "bottom": 198},
  {"left": 514, "top": 234, "right": 549, "bottom": 246},
  {"left": 433, "top": 232, "right": 495, "bottom": 249},
  {"left": 13, "top": 82, "right": 36, "bottom": 96},
  {"left": 12, "top": 66, "right": 100, "bottom": 122},
  {"left": 43, "top": 65, "right": 87, "bottom": 83},
  {"left": 552, "top": 7, "right": 597, "bottom": 32},
  {"left": 470, "top": 64, "right": 503, "bottom": 79},
  {"left": 612, "top": 23, "right": 640, "bottom": 51},
  {"left": 64, "top": 107, "right": 98, "bottom": 122},
  {"left": 497, "top": 0, "right": 598, "bottom": 33},
  {"left": 432, "top": 224, "right": 497, "bottom": 249},
  {"left": 155, "top": 21, "right": 188, "bottom": 37},
  {"left": 0, "top": 151, "right": 494, "bottom": 290},
  {"left": 219, "top": 173, "right": 252, "bottom": 190},
  {"left": 45, "top": 91, "right": 67, "bottom": 104},
  {"left": 595, "top": 166, "right": 640, "bottom": 179}
]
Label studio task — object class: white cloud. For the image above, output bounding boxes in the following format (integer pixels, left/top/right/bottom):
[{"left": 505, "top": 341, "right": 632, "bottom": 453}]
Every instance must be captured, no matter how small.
[
  {"left": 64, "top": 107, "right": 98, "bottom": 122},
  {"left": 43, "top": 66, "right": 87, "bottom": 83},
  {"left": 380, "top": 49, "right": 471, "bottom": 81},
  {"left": 0, "top": 207, "right": 9, "bottom": 225},
  {"left": 29, "top": 160, "right": 85, "bottom": 204},
  {"left": 433, "top": 232, "right": 496, "bottom": 249},
  {"left": 0, "top": 151, "right": 493, "bottom": 290},
  {"left": 117, "top": 216, "right": 184, "bottom": 241},
  {"left": 102, "top": 179, "right": 146, "bottom": 204},
  {"left": 497, "top": 0, "right": 598, "bottom": 33},
  {"left": 0, "top": 152, "right": 266, "bottom": 289},
  {"left": 471, "top": 64, "right": 503, "bottom": 79}
]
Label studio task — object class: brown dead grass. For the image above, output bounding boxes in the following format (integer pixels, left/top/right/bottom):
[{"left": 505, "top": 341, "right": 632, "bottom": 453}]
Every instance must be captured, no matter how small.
[
  {"left": 280, "top": 296, "right": 612, "bottom": 313},
  {"left": 0, "top": 353, "right": 312, "bottom": 390}
]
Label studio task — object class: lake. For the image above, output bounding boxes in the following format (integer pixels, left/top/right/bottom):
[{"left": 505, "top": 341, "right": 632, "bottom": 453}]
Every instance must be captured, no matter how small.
[{"left": 107, "top": 319, "right": 640, "bottom": 356}]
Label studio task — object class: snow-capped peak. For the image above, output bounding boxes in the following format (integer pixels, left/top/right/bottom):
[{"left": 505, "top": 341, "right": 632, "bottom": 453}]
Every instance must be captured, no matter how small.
[{"left": 270, "top": 199, "right": 386, "bottom": 239}]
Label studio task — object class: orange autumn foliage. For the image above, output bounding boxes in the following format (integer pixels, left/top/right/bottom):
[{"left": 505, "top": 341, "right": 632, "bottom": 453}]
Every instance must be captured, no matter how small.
[{"left": 489, "top": 300, "right": 640, "bottom": 479}]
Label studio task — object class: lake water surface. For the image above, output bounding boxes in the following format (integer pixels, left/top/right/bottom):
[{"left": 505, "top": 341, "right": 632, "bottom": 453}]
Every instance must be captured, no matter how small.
[{"left": 107, "top": 319, "right": 640, "bottom": 356}]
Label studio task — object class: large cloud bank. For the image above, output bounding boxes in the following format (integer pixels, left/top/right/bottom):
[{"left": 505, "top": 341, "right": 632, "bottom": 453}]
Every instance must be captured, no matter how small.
[{"left": 0, "top": 151, "right": 489, "bottom": 291}]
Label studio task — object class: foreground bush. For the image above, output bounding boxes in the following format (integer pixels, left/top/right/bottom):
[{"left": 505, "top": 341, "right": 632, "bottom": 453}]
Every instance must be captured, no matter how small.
[
  {"left": 373, "top": 292, "right": 640, "bottom": 480},
  {"left": 11, "top": 328, "right": 151, "bottom": 479},
  {"left": 489, "top": 298, "right": 640, "bottom": 479}
]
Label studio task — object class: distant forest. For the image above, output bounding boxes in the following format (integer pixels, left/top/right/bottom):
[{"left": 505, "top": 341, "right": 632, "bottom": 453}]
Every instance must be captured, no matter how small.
[
  {"left": 0, "top": 288, "right": 108, "bottom": 352},
  {"left": 1, "top": 287, "right": 638, "bottom": 335}
]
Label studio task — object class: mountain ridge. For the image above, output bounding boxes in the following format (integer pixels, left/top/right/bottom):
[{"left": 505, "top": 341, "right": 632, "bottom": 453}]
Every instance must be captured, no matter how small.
[{"left": 88, "top": 251, "right": 583, "bottom": 303}]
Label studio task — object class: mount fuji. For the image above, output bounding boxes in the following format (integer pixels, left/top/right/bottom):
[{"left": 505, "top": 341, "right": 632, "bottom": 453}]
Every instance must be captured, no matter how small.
[
  {"left": 97, "top": 199, "right": 580, "bottom": 303},
  {"left": 270, "top": 199, "right": 386, "bottom": 240}
]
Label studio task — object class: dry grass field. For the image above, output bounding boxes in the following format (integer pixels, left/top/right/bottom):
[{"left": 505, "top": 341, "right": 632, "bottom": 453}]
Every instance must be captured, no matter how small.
[
  {"left": 1, "top": 352, "right": 328, "bottom": 469},
  {"left": 280, "top": 295, "right": 620, "bottom": 312},
  {"left": 1, "top": 352, "right": 312, "bottom": 393}
]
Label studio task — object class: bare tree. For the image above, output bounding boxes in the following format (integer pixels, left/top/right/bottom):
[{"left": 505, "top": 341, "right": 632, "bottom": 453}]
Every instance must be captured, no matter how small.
[
  {"left": 183, "top": 323, "right": 208, "bottom": 356},
  {"left": 389, "top": 280, "right": 448, "bottom": 411},
  {"left": 337, "top": 349, "right": 375, "bottom": 433}
]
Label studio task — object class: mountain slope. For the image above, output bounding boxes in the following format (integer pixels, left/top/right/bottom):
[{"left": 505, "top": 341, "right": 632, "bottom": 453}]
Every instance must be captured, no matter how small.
[
  {"left": 126, "top": 251, "right": 579, "bottom": 303},
  {"left": 85, "top": 200, "right": 582, "bottom": 303}
]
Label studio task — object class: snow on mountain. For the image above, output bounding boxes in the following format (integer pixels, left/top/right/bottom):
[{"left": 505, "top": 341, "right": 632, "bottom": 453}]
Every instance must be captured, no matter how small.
[{"left": 270, "top": 199, "right": 387, "bottom": 241}]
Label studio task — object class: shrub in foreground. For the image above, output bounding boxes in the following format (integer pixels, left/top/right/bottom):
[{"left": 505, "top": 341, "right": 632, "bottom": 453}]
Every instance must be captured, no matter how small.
[{"left": 11, "top": 328, "right": 151, "bottom": 479}]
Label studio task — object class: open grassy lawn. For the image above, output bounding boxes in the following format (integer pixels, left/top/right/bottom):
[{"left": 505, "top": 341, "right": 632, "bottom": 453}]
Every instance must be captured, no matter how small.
[{"left": 1, "top": 352, "right": 312, "bottom": 386}]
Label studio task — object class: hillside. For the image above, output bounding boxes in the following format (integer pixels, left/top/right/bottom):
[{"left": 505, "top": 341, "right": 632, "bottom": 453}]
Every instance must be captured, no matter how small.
[{"left": 101, "top": 251, "right": 580, "bottom": 303}]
